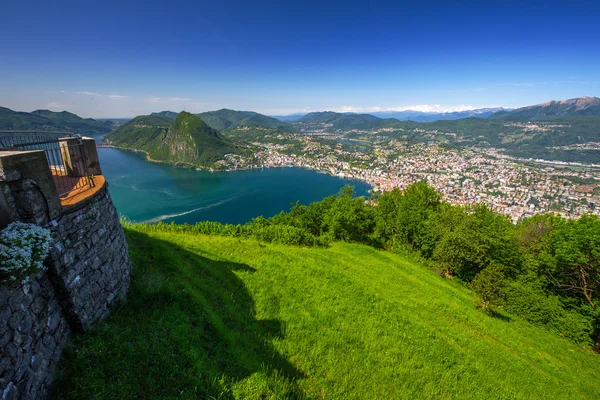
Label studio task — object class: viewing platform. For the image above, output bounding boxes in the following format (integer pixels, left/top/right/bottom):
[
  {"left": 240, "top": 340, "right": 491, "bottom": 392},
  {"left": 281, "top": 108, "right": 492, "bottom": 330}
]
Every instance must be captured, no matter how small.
[{"left": 0, "top": 131, "right": 105, "bottom": 226}]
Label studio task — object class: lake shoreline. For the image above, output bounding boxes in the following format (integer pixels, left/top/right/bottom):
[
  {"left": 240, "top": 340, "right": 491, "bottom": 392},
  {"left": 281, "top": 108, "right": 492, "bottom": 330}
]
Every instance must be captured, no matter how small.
[
  {"left": 100, "top": 143, "right": 374, "bottom": 190},
  {"left": 96, "top": 146, "right": 372, "bottom": 225}
]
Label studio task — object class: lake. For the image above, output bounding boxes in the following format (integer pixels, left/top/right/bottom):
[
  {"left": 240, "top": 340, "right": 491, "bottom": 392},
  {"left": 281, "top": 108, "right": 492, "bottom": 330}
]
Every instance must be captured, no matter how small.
[{"left": 97, "top": 147, "right": 372, "bottom": 225}]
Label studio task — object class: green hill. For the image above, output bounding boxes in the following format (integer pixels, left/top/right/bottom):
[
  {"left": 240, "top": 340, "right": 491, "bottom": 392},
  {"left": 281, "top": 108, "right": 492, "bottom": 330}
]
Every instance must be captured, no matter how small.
[
  {"left": 0, "top": 106, "right": 112, "bottom": 134},
  {"left": 150, "top": 109, "right": 294, "bottom": 132},
  {"left": 52, "top": 224, "right": 600, "bottom": 399},
  {"left": 104, "top": 112, "right": 240, "bottom": 167}
]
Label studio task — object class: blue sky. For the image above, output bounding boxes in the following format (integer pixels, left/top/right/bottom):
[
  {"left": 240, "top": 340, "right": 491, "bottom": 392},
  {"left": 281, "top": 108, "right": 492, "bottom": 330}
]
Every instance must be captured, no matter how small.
[{"left": 1, "top": 0, "right": 599, "bottom": 117}]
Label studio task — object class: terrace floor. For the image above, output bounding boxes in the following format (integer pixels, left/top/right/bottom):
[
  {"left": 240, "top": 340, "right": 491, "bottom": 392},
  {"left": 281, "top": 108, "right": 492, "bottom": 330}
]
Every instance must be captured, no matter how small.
[{"left": 51, "top": 173, "right": 106, "bottom": 206}]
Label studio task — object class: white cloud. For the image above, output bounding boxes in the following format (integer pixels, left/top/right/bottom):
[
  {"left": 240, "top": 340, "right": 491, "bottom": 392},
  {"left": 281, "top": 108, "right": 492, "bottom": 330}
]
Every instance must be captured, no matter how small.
[
  {"left": 75, "top": 91, "right": 128, "bottom": 99},
  {"left": 492, "top": 82, "right": 547, "bottom": 87},
  {"left": 46, "top": 101, "right": 67, "bottom": 110},
  {"left": 168, "top": 97, "right": 192, "bottom": 102},
  {"left": 144, "top": 96, "right": 162, "bottom": 103}
]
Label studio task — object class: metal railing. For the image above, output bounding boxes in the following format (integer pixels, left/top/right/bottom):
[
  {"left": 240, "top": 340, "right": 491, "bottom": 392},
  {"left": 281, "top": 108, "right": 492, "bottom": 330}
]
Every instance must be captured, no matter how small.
[
  {"left": 0, "top": 130, "right": 77, "bottom": 150},
  {"left": 11, "top": 137, "right": 95, "bottom": 199}
]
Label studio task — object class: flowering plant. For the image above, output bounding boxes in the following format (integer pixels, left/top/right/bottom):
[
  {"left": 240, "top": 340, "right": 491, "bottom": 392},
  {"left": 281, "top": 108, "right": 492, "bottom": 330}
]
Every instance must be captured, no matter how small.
[{"left": 0, "top": 222, "right": 53, "bottom": 284}]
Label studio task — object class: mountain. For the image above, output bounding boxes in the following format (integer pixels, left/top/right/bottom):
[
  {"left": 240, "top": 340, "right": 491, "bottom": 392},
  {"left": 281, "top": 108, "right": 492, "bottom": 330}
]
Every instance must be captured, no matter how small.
[
  {"left": 272, "top": 108, "right": 507, "bottom": 124},
  {"left": 369, "top": 107, "right": 507, "bottom": 122},
  {"left": 0, "top": 106, "right": 112, "bottom": 134},
  {"left": 151, "top": 109, "right": 293, "bottom": 132},
  {"left": 270, "top": 113, "right": 306, "bottom": 122},
  {"left": 490, "top": 96, "right": 600, "bottom": 120},
  {"left": 151, "top": 111, "right": 179, "bottom": 120},
  {"left": 298, "top": 111, "right": 382, "bottom": 127},
  {"left": 195, "top": 109, "right": 292, "bottom": 131},
  {"left": 104, "top": 112, "right": 239, "bottom": 167}
]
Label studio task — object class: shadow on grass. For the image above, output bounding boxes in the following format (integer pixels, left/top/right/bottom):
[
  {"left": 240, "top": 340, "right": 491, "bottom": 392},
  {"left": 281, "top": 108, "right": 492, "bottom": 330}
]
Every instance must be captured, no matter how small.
[
  {"left": 51, "top": 229, "right": 304, "bottom": 399},
  {"left": 484, "top": 308, "right": 512, "bottom": 322}
]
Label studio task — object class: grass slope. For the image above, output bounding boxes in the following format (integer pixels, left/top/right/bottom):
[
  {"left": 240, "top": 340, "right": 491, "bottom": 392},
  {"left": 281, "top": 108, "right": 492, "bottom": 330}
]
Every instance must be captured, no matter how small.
[{"left": 52, "top": 226, "right": 600, "bottom": 399}]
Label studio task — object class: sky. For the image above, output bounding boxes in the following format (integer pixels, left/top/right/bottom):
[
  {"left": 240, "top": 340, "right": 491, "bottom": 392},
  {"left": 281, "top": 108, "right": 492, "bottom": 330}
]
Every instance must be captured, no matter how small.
[{"left": 1, "top": 0, "right": 599, "bottom": 118}]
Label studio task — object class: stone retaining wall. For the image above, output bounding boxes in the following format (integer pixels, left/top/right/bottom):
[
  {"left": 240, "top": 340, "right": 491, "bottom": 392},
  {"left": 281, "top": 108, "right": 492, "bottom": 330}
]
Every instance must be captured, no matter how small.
[
  {"left": 46, "top": 184, "right": 131, "bottom": 331},
  {"left": 0, "top": 273, "right": 69, "bottom": 400},
  {"left": 0, "top": 153, "right": 132, "bottom": 400}
]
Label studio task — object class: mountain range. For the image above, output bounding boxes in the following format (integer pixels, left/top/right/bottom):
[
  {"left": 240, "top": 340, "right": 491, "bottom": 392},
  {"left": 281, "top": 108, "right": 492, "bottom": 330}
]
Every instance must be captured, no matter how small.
[
  {"left": 2, "top": 96, "right": 600, "bottom": 165},
  {"left": 269, "top": 107, "right": 508, "bottom": 123},
  {"left": 369, "top": 107, "right": 508, "bottom": 122},
  {"left": 0, "top": 107, "right": 113, "bottom": 134},
  {"left": 489, "top": 96, "right": 600, "bottom": 120}
]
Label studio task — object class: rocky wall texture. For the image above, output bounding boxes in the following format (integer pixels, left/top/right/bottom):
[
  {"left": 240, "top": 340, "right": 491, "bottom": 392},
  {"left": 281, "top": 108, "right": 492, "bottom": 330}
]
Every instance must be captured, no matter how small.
[
  {"left": 46, "top": 183, "right": 132, "bottom": 332},
  {"left": 0, "top": 180, "right": 133, "bottom": 400},
  {"left": 0, "top": 272, "right": 70, "bottom": 400}
]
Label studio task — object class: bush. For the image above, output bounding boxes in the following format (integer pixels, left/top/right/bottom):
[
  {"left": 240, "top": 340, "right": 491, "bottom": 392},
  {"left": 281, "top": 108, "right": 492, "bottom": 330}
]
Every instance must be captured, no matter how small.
[
  {"left": 471, "top": 264, "right": 508, "bottom": 311},
  {"left": 0, "top": 222, "right": 53, "bottom": 284},
  {"left": 251, "top": 225, "right": 325, "bottom": 247},
  {"left": 506, "top": 279, "right": 594, "bottom": 345}
]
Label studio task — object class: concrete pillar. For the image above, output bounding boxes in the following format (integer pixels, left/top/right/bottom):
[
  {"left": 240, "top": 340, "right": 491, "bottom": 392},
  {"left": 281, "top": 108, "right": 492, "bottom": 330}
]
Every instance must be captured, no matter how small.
[
  {"left": 59, "top": 139, "right": 87, "bottom": 177},
  {"left": 81, "top": 137, "right": 102, "bottom": 176},
  {"left": 0, "top": 150, "right": 61, "bottom": 224}
]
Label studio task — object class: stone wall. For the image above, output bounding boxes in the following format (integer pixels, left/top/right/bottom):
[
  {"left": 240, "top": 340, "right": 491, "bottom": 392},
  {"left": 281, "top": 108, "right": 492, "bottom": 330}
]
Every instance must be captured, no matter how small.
[
  {"left": 1, "top": 149, "right": 132, "bottom": 400},
  {"left": 0, "top": 273, "right": 70, "bottom": 400},
  {"left": 46, "top": 184, "right": 131, "bottom": 331}
]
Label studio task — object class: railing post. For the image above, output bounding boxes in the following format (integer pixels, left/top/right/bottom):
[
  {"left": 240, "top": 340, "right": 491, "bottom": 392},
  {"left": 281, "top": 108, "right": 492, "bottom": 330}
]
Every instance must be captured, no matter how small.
[
  {"left": 59, "top": 138, "right": 87, "bottom": 177},
  {"left": 81, "top": 137, "right": 102, "bottom": 175}
]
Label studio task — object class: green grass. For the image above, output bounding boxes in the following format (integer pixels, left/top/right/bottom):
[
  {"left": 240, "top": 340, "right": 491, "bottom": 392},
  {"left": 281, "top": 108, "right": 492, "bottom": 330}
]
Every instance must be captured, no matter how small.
[{"left": 52, "top": 225, "right": 600, "bottom": 399}]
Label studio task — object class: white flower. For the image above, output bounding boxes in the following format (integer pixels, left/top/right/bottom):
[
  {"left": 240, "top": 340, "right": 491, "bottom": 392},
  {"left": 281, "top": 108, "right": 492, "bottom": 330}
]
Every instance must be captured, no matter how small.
[{"left": 0, "top": 222, "right": 52, "bottom": 284}]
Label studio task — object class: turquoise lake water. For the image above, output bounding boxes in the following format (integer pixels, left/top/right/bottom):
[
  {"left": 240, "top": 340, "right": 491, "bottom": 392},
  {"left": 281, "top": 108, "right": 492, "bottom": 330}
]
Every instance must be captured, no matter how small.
[{"left": 97, "top": 147, "right": 371, "bottom": 225}]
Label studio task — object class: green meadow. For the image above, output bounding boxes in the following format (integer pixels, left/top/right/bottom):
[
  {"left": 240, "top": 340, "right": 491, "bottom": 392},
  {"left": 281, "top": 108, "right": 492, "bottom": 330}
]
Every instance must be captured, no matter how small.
[{"left": 52, "top": 225, "right": 600, "bottom": 399}]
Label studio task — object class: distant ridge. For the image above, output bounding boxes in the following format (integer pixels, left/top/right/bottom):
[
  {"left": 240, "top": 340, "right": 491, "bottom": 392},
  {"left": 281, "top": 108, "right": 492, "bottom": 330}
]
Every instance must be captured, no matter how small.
[
  {"left": 490, "top": 96, "right": 600, "bottom": 120},
  {"left": 151, "top": 111, "right": 179, "bottom": 120},
  {"left": 369, "top": 107, "right": 507, "bottom": 122},
  {"left": 298, "top": 111, "right": 381, "bottom": 126},
  {"left": 270, "top": 107, "right": 508, "bottom": 123},
  {"left": 0, "top": 106, "right": 112, "bottom": 134},
  {"left": 152, "top": 109, "right": 292, "bottom": 132}
]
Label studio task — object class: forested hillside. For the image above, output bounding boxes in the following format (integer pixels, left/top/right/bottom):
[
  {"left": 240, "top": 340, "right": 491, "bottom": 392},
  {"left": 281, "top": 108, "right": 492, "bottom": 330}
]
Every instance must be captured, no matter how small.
[
  {"left": 104, "top": 112, "right": 244, "bottom": 167},
  {"left": 0, "top": 107, "right": 112, "bottom": 133}
]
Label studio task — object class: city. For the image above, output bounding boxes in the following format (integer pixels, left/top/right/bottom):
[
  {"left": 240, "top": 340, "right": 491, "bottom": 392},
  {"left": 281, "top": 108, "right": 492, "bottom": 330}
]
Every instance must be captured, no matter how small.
[{"left": 217, "top": 126, "right": 600, "bottom": 222}]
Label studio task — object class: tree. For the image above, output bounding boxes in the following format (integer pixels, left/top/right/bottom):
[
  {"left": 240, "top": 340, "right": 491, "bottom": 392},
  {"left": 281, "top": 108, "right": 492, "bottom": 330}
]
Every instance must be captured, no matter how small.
[
  {"left": 396, "top": 182, "right": 442, "bottom": 251},
  {"left": 433, "top": 204, "right": 519, "bottom": 281},
  {"left": 471, "top": 264, "right": 508, "bottom": 311},
  {"left": 551, "top": 216, "right": 600, "bottom": 309},
  {"left": 374, "top": 188, "right": 403, "bottom": 244},
  {"left": 322, "top": 186, "right": 374, "bottom": 242},
  {"left": 549, "top": 215, "right": 600, "bottom": 350},
  {"left": 374, "top": 182, "right": 441, "bottom": 252}
]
